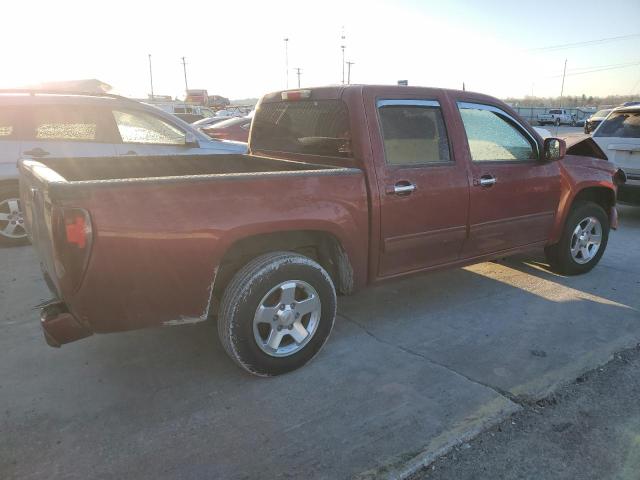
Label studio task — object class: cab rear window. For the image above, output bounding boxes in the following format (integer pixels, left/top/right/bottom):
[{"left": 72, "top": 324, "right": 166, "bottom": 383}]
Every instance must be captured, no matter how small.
[{"left": 251, "top": 100, "right": 351, "bottom": 157}]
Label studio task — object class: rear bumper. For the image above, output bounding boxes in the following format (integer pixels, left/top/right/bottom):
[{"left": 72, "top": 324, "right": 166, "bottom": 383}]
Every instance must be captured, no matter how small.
[{"left": 40, "top": 301, "right": 92, "bottom": 347}]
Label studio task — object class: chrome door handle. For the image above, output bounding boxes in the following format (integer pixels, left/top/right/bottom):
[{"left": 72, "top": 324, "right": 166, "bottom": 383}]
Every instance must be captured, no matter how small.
[
  {"left": 476, "top": 175, "right": 497, "bottom": 187},
  {"left": 389, "top": 183, "right": 417, "bottom": 195}
]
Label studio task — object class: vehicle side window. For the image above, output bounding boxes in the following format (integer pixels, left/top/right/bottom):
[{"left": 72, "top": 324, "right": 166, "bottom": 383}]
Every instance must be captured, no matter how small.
[
  {"left": 0, "top": 109, "right": 15, "bottom": 138},
  {"left": 112, "top": 110, "right": 186, "bottom": 145},
  {"left": 377, "top": 103, "right": 451, "bottom": 165},
  {"left": 30, "top": 106, "right": 110, "bottom": 142},
  {"left": 457, "top": 104, "right": 536, "bottom": 162}
]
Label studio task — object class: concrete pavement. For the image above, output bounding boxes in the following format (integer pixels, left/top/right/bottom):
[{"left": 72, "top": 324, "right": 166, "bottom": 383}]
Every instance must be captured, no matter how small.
[{"left": 1, "top": 206, "right": 639, "bottom": 479}]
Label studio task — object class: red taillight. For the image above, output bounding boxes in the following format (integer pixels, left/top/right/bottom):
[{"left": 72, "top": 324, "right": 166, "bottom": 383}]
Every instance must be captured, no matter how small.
[
  {"left": 65, "top": 214, "right": 87, "bottom": 248},
  {"left": 52, "top": 207, "right": 93, "bottom": 292},
  {"left": 281, "top": 90, "right": 311, "bottom": 101}
]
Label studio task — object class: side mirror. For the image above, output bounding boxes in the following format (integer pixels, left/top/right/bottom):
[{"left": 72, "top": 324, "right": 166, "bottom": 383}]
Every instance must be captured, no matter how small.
[
  {"left": 543, "top": 137, "right": 566, "bottom": 162},
  {"left": 185, "top": 132, "right": 200, "bottom": 147}
]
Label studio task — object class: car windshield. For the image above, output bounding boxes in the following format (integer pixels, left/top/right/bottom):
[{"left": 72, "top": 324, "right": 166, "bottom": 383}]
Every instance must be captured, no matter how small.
[
  {"left": 594, "top": 111, "right": 640, "bottom": 138},
  {"left": 593, "top": 109, "right": 611, "bottom": 118}
]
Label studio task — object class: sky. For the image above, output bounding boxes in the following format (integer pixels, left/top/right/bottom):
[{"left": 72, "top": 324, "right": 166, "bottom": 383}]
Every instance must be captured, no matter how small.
[{"left": 1, "top": 0, "right": 639, "bottom": 100}]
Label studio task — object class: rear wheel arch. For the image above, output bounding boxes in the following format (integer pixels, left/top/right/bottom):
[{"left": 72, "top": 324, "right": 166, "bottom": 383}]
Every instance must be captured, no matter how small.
[{"left": 212, "top": 230, "right": 355, "bottom": 304}]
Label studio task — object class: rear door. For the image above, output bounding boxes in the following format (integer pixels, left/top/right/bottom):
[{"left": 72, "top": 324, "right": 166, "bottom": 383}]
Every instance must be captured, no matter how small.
[
  {"left": 20, "top": 105, "right": 118, "bottom": 160},
  {"left": 370, "top": 97, "right": 470, "bottom": 277},
  {"left": 455, "top": 101, "right": 561, "bottom": 256}
]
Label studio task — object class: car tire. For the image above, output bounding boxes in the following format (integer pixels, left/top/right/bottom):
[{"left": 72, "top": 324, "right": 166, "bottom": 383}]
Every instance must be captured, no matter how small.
[
  {"left": 545, "top": 202, "right": 609, "bottom": 276},
  {"left": 218, "top": 251, "right": 337, "bottom": 376},
  {"left": 0, "top": 183, "right": 29, "bottom": 247},
  {"left": 571, "top": 119, "right": 577, "bottom": 127}
]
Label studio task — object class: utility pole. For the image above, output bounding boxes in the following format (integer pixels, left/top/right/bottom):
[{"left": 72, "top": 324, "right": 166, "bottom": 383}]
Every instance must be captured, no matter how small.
[
  {"left": 295, "top": 67, "right": 302, "bottom": 88},
  {"left": 181, "top": 56, "right": 189, "bottom": 92},
  {"left": 462, "top": 82, "right": 465, "bottom": 91},
  {"left": 559, "top": 59, "right": 567, "bottom": 107},
  {"left": 284, "top": 38, "right": 289, "bottom": 89},
  {"left": 148, "top": 54, "right": 154, "bottom": 100},
  {"left": 341, "top": 26, "right": 346, "bottom": 85},
  {"left": 346, "top": 61, "right": 354, "bottom": 84}
]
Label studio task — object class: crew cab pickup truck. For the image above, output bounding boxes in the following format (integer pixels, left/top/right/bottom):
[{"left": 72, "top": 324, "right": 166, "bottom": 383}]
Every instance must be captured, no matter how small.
[
  {"left": 19, "top": 85, "right": 623, "bottom": 376},
  {"left": 538, "top": 109, "right": 575, "bottom": 126}
]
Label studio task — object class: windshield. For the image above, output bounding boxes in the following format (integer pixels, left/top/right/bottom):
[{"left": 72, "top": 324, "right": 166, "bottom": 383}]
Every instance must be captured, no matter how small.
[
  {"left": 593, "top": 109, "right": 611, "bottom": 118},
  {"left": 594, "top": 111, "right": 640, "bottom": 138},
  {"left": 251, "top": 99, "right": 351, "bottom": 157}
]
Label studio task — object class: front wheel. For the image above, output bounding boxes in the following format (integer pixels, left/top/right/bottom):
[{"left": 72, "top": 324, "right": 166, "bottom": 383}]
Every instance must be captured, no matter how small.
[
  {"left": 0, "top": 183, "right": 29, "bottom": 247},
  {"left": 218, "top": 252, "right": 337, "bottom": 376},
  {"left": 545, "top": 202, "right": 609, "bottom": 275}
]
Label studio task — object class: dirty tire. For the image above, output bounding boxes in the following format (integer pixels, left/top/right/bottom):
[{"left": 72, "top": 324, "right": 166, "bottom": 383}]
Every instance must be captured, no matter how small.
[
  {"left": 218, "top": 251, "right": 337, "bottom": 376},
  {"left": 0, "top": 183, "right": 29, "bottom": 247},
  {"left": 545, "top": 201, "right": 609, "bottom": 276}
]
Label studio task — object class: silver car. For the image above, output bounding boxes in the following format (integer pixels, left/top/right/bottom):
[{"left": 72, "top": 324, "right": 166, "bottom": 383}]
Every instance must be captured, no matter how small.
[{"left": 0, "top": 90, "right": 247, "bottom": 246}]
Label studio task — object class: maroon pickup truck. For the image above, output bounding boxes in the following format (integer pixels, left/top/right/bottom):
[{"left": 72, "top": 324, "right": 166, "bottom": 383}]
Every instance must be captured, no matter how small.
[{"left": 19, "top": 85, "right": 624, "bottom": 376}]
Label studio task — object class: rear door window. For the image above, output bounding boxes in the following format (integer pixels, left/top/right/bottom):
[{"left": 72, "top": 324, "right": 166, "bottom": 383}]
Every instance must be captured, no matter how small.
[
  {"left": 594, "top": 111, "right": 640, "bottom": 139},
  {"left": 29, "top": 106, "right": 114, "bottom": 142},
  {"left": 377, "top": 101, "right": 451, "bottom": 165},
  {"left": 251, "top": 99, "right": 351, "bottom": 157}
]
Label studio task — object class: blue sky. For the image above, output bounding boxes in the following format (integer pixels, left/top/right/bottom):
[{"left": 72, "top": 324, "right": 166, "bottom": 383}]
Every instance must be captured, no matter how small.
[{"left": 2, "top": 0, "right": 639, "bottom": 99}]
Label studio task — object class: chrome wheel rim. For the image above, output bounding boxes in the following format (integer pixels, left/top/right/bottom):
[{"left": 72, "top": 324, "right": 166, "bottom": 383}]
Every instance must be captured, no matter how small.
[
  {"left": 570, "top": 216, "right": 602, "bottom": 264},
  {"left": 0, "top": 197, "right": 26, "bottom": 239},
  {"left": 253, "top": 280, "right": 321, "bottom": 357}
]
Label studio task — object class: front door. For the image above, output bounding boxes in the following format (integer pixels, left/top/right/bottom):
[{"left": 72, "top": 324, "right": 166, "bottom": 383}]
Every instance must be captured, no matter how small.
[
  {"left": 455, "top": 101, "right": 561, "bottom": 256},
  {"left": 372, "top": 98, "right": 470, "bottom": 277}
]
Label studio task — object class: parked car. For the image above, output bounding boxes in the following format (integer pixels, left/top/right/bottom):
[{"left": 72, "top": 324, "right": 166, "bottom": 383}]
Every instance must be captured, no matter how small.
[
  {"left": 20, "top": 85, "right": 622, "bottom": 376},
  {"left": 591, "top": 105, "right": 640, "bottom": 204},
  {"left": 584, "top": 109, "right": 612, "bottom": 134},
  {"left": 537, "top": 109, "right": 575, "bottom": 126},
  {"left": 192, "top": 116, "right": 236, "bottom": 130},
  {"left": 202, "top": 116, "right": 252, "bottom": 142},
  {"left": 0, "top": 90, "right": 247, "bottom": 246},
  {"left": 149, "top": 103, "right": 216, "bottom": 123}
]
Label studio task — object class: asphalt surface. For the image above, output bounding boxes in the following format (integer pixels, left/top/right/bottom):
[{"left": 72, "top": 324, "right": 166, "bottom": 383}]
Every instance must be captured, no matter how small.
[
  {"left": 1, "top": 204, "right": 639, "bottom": 479},
  {"left": 411, "top": 345, "right": 640, "bottom": 480}
]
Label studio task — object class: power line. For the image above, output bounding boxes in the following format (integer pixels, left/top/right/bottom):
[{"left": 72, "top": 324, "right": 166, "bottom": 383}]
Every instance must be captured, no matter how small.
[
  {"left": 546, "top": 61, "right": 640, "bottom": 78},
  {"left": 529, "top": 33, "right": 640, "bottom": 52}
]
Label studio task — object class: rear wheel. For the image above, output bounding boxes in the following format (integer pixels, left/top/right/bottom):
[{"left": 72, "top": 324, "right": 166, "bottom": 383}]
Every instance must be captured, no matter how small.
[
  {"left": 545, "top": 202, "right": 609, "bottom": 275},
  {"left": 0, "top": 183, "right": 28, "bottom": 247},
  {"left": 218, "top": 251, "right": 337, "bottom": 376}
]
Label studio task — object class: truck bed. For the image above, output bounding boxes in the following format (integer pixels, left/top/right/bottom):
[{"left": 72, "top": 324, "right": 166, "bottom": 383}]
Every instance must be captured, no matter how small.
[
  {"left": 33, "top": 153, "right": 337, "bottom": 182},
  {"left": 19, "top": 154, "right": 369, "bottom": 339}
]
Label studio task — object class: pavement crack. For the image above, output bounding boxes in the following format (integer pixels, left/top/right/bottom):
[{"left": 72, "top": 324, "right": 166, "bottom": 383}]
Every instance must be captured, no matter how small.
[{"left": 338, "top": 312, "right": 525, "bottom": 407}]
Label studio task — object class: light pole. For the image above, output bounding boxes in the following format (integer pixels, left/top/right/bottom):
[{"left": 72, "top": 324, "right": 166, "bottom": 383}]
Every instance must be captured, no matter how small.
[
  {"left": 346, "top": 61, "right": 354, "bottom": 84},
  {"left": 295, "top": 67, "right": 302, "bottom": 88},
  {"left": 181, "top": 56, "right": 189, "bottom": 92},
  {"left": 341, "top": 27, "right": 346, "bottom": 85},
  {"left": 284, "top": 38, "right": 289, "bottom": 89},
  {"left": 148, "top": 54, "right": 154, "bottom": 100}
]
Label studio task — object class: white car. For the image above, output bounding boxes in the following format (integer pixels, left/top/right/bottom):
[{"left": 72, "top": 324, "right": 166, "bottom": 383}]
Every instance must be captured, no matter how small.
[
  {"left": 591, "top": 105, "right": 640, "bottom": 204},
  {"left": 0, "top": 90, "right": 247, "bottom": 246}
]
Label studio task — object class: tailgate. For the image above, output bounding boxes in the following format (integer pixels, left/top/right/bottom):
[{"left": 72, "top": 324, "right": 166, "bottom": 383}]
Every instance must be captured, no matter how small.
[{"left": 19, "top": 159, "right": 68, "bottom": 297}]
